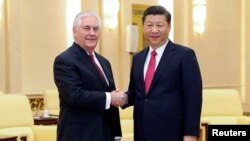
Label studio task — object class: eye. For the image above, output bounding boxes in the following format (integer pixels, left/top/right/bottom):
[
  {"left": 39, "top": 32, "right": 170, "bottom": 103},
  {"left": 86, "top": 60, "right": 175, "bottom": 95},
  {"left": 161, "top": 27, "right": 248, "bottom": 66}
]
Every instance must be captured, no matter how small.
[
  {"left": 81, "top": 26, "right": 99, "bottom": 32},
  {"left": 157, "top": 25, "right": 163, "bottom": 28},
  {"left": 82, "top": 26, "right": 91, "bottom": 31},
  {"left": 146, "top": 24, "right": 153, "bottom": 28},
  {"left": 93, "top": 27, "right": 99, "bottom": 32}
]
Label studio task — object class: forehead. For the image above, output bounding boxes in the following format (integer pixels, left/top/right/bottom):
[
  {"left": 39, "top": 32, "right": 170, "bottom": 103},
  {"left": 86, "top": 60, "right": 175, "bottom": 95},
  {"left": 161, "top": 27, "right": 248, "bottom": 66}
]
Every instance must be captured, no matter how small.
[
  {"left": 144, "top": 15, "right": 167, "bottom": 23},
  {"left": 81, "top": 16, "right": 99, "bottom": 26}
]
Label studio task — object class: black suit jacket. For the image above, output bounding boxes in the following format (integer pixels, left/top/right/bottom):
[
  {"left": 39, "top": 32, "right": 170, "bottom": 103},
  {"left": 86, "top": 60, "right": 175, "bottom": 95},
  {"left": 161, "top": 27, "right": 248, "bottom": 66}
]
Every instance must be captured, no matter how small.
[
  {"left": 126, "top": 40, "right": 202, "bottom": 141},
  {"left": 54, "top": 42, "right": 121, "bottom": 141}
]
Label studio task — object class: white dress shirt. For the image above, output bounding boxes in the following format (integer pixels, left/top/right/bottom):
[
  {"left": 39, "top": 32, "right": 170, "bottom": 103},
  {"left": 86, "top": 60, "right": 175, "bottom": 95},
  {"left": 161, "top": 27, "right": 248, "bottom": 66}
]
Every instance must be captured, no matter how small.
[{"left": 143, "top": 40, "right": 169, "bottom": 79}]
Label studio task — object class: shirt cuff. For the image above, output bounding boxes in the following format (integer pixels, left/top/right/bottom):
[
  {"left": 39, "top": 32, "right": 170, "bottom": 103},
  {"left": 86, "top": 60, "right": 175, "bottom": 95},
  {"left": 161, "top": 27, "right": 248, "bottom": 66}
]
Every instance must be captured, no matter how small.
[
  {"left": 105, "top": 92, "right": 111, "bottom": 109},
  {"left": 115, "top": 136, "right": 122, "bottom": 140}
]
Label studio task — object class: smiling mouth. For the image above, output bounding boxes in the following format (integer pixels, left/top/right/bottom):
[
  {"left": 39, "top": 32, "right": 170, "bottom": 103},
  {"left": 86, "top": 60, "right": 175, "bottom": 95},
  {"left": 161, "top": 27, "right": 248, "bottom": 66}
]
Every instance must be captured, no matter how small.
[
  {"left": 150, "top": 36, "right": 159, "bottom": 39},
  {"left": 86, "top": 38, "right": 96, "bottom": 41}
]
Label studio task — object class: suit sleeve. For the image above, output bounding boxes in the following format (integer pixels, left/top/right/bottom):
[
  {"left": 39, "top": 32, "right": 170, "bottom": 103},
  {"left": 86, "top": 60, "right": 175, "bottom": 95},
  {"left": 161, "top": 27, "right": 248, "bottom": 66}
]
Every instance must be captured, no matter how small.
[
  {"left": 112, "top": 106, "right": 122, "bottom": 137},
  {"left": 181, "top": 49, "right": 203, "bottom": 136},
  {"left": 107, "top": 62, "right": 122, "bottom": 137},
  {"left": 123, "top": 57, "right": 136, "bottom": 109},
  {"left": 54, "top": 55, "right": 106, "bottom": 112}
]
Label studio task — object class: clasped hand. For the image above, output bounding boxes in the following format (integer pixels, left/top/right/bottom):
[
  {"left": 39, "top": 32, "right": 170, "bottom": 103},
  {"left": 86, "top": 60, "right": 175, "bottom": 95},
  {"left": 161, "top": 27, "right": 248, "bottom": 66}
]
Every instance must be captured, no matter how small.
[{"left": 111, "top": 90, "right": 128, "bottom": 107}]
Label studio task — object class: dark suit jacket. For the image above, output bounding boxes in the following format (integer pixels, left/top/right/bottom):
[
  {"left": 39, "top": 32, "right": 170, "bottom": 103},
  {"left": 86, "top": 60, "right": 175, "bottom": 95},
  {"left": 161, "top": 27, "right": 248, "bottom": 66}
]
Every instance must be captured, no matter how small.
[
  {"left": 126, "top": 40, "right": 202, "bottom": 141},
  {"left": 54, "top": 42, "right": 121, "bottom": 141}
]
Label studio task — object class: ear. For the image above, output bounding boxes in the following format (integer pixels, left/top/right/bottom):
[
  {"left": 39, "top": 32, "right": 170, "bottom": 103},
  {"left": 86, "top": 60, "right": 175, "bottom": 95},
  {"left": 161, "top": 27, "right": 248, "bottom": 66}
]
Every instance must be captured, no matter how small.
[
  {"left": 168, "top": 22, "right": 171, "bottom": 29},
  {"left": 73, "top": 27, "right": 77, "bottom": 34},
  {"left": 72, "top": 27, "right": 78, "bottom": 39}
]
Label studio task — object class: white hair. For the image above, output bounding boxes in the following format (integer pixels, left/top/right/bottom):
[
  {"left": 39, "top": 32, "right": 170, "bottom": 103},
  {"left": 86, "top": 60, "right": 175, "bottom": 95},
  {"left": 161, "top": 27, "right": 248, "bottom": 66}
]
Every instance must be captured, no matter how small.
[{"left": 73, "top": 11, "right": 102, "bottom": 28}]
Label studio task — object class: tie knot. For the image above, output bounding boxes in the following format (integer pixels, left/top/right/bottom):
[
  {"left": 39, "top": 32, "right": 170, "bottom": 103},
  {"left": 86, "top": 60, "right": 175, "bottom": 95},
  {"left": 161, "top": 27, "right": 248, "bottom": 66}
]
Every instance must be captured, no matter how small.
[
  {"left": 151, "top": 50, "right": 157, "bottom": 57},
  {"left": 89, "top": 53, "right": 94, "bottom": 59}
]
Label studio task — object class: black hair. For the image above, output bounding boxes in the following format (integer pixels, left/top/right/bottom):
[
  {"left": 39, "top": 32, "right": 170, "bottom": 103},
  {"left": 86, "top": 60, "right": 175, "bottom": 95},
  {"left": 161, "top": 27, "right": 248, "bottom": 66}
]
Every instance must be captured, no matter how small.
[{"left": 142, "top": 5, "right": 171, "bottom": 24}]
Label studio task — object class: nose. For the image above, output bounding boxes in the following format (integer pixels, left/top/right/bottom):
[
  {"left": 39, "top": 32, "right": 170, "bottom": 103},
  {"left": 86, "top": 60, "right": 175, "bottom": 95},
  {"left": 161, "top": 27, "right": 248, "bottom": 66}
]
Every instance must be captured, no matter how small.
[
  {"left": 151, "top": 25, "right": 159, "bottom": 33},
  {"left": 89, "top": 28, "right": 95, "bottom": 35}
]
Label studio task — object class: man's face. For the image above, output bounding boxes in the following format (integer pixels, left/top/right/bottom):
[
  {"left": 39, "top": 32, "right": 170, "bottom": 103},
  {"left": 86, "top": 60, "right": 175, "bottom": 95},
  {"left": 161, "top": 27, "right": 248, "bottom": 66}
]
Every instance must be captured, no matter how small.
[
  {"left": 73, "top": 16, "right": 100, "bottom": 52},
  {"left": 143, "top": 15, "right": 170, "bottom": 49}
]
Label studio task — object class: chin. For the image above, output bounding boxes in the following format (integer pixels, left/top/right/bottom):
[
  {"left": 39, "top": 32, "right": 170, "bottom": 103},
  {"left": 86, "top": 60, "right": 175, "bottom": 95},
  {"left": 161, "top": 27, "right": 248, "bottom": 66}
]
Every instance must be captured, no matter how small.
[
  {"left": 86, "top": 43, "right": 97, "bottom": 48},
  {"left": 150, "top": 41, "right": 160, "bottom": 46},
  {"left": 86, "top": 46, "right": 96, "bottom": 50}
]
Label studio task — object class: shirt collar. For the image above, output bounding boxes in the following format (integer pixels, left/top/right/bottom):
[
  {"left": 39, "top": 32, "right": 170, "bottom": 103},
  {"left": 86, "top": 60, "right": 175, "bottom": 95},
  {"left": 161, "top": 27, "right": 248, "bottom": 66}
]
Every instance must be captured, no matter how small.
[{"left": 148, "top": 40, "right": 169, "bottom": 56}]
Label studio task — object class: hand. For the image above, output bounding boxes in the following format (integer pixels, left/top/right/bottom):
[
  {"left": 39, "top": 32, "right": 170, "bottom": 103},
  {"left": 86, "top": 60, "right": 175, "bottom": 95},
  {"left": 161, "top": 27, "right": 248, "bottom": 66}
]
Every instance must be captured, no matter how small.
[
  {"left": 183, "top": 136, "right": 197, "bottom": 141},
  {"left": 111, "top": 90, "right": 128, "bottom": 107}
]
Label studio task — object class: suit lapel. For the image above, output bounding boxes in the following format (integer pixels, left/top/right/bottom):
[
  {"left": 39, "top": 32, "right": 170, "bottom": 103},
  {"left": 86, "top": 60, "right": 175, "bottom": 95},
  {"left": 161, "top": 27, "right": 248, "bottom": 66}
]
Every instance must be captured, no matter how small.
[
  {"left": 137, "top": 49, "right": 149, "bottom": 95},
  {"left": 72, "top": 43, "right": 109, "bottom": 89},
  {"left": 95, "top": 54, "right": 112, "bottom": 88},
  {"left": 147, "top": 41, "right": 176, "bottom": 95},
  {"left": 71, "top": 43, "right": 93, "bottom": 70}
]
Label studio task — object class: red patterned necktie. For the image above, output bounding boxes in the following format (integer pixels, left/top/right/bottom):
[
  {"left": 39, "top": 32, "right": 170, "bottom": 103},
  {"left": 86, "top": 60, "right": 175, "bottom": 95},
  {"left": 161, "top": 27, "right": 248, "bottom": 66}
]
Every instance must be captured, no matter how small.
[
  {"left": 89, "top": 53, "right": 105, "bottom": 81},
  {"left": 145, "top": 50, "right": 157, "bottom": 94}
]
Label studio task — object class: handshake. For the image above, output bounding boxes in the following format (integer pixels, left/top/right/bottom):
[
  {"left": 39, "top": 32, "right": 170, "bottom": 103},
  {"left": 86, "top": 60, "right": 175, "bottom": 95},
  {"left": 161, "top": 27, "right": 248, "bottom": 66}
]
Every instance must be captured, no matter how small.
[{"left": 110, "top": 90, "right": 128, "bottom": 107}]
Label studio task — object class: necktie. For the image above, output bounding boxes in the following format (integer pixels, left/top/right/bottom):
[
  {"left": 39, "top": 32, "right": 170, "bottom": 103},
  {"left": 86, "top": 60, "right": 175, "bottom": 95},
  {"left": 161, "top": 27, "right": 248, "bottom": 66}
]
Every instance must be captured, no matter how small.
[
  {"left": 89, "top": 53, "right": 106, "bottom": 81},
  {"left": 145, "top": 50, "right": 157, "bottom": 94}
]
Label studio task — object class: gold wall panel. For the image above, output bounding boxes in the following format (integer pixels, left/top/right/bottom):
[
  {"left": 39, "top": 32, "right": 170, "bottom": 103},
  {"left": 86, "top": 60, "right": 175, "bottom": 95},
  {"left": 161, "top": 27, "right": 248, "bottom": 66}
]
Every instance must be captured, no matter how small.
[{"left": 132, "top": 4, "right": 150, "bottom": 52}]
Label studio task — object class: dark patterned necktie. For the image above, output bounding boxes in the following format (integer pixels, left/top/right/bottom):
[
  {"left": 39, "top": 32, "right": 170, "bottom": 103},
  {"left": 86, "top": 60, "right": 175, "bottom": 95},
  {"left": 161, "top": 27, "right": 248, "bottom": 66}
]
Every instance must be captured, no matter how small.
[{"left": 89, "top": 53, "right": 105, "bottom": 81}]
